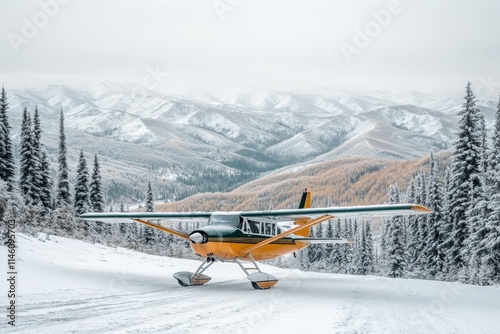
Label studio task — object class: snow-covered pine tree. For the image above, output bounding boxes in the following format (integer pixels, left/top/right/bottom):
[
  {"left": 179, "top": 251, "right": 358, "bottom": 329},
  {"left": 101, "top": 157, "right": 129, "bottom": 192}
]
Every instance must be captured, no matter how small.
[
  {"left": 125, "top": 223, "right": 139, "bottom": 250},
  {"left": 363, "top": 219, "right": 374, "bottom": 274},
  {"left": 349, "top": 218, "right": 359, "bottom": 274},
  {"left": 341, "top": 219, "right": 352, "bottom": 274},
  {"left": 57, "top": 108, "right": 71, "bottom": 207},
  {"left": 332, "top": 219, "right": 344, "bottom": 273},
  {"left": 74, "top": 149, "right": 90, "bottom": 216},
  {"left": 446, "top": 82, "right": 484, "bottom": 278},
  {"left": 480, "top": 95, "right": 500, "bottom": 284},
  {"left": 31, "top": 107, "right": 53, "bottom": 211},
  {"left": 19, "top": 108, "right": 41, "bottom": 205},
  {"left": 439, "top": 167, "right": 454, "bottom": 279},
  {"left": 31, "top": 106, "right": 45, "bottom": 197},
  {"left": 385, "top": 184, "right": 407, "bottom": 278},
  {"left": 415, "top": 170, "right": 429, "bottom": 276},
  {"left": 142, "top": 181, "right": 156, "bottom": 251},
  {"left": 405, "top": 177, "right": 419, "bottom": 275},
  {"left": 379, "top": 218, "right": 389, "bottom": 275},
  {"left": 425, "top": 152, "right": 446, "bottom": 279},
  {"left": 89, "top": 154, "right": 104, "bottom": 212},
  {"left": 146, "top": 181, "right": 154, "bottom": 212},
  {"left": 351, "top": 221, "right": 365, "bottom": 275},
  {"left": 462, "top": 106, "right": 490, "bottom": 284},
  {"left": 0, "top": 87, "right": 15, "bottom": 189},
  {"left": 0, "top": 99, "right": 7, "bottom": 186},
  {"left": 39, "top": 151, "right": 53, "bottom": 211}
]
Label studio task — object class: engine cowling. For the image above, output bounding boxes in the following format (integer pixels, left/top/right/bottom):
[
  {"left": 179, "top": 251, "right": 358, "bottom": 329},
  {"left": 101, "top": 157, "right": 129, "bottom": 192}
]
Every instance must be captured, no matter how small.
[{"left": 189, "top": 231, "right": 208, "bottom": 244}]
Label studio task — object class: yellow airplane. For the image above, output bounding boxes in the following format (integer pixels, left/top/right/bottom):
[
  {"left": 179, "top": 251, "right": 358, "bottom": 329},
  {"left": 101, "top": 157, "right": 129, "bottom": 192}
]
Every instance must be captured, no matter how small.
[{"left": 81, "top": 190, "right": 431, "bottom": 290}]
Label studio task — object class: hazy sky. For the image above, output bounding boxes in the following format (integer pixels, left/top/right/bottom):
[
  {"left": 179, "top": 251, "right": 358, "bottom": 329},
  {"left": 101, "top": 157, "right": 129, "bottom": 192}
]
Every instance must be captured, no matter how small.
[{"left": 1, "top": 0, "right": 499, "bottom": 97}]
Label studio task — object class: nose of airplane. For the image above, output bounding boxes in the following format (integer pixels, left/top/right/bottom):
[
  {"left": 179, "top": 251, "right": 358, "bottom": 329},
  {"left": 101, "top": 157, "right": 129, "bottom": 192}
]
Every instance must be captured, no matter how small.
[{"left": 189, "top": 232, "right": 207, "bottom": 244}]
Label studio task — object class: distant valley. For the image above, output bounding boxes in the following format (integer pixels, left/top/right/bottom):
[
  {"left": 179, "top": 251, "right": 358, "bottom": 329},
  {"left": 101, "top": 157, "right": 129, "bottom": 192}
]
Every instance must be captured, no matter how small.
[{"left": 7, "top": 82, "right": 496, "bottom": 205}]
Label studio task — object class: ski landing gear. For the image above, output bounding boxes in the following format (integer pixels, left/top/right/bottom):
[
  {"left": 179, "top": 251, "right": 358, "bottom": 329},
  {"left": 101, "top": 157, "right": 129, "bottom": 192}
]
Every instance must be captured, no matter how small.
[
  {"left": 173, "top": 258, "right": 214, "bottom": 287},
  {"left": 235, "top": 255, "right": 278, "bottom": 290}
]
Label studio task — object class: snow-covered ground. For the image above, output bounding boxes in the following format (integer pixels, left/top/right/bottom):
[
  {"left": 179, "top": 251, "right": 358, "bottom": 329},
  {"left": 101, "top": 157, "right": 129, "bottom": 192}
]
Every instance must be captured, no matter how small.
[{"left": 1, "top": 234, "right": 499, "bottom": 334}]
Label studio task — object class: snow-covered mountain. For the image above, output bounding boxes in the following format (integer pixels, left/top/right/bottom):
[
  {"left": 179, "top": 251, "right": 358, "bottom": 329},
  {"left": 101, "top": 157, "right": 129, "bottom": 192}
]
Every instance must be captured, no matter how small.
[
  {"left": 2, "top": 233, "right": 499, "bottom": 333},
  {"left": 6, "top": 82, "right": 497, "bottom": 202}
]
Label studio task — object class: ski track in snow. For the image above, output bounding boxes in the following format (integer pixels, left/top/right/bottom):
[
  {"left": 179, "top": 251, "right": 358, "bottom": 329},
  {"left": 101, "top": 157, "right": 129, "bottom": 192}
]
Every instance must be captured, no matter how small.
[{"left": 1, "top": 234, "right": 499, "bottom": 334}]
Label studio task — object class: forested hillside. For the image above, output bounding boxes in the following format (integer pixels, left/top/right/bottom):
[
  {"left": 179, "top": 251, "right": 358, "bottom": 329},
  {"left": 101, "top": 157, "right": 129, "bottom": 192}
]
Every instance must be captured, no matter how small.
[{"left": 1, "top": 83, "right": 499, "bottom": 288}]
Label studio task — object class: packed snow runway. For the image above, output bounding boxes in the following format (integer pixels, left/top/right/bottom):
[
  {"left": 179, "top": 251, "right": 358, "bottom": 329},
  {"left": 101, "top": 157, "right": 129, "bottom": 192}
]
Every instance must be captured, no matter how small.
[{"left": 1, "top": 234, "right": 499, "bottom": 334}]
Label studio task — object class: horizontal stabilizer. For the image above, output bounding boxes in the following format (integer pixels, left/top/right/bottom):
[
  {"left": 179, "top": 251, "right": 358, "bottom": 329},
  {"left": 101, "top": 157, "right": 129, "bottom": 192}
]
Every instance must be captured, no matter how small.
[{"left": 292, "top": 237, "right": 352, "bottom": 244}]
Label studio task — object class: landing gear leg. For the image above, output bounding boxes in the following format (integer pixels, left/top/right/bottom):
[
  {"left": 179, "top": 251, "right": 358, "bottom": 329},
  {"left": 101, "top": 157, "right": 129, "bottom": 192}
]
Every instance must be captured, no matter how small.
[
  {"left": 173, "top": 259, "right": 214, "bottom": 287},
  {"left": 235, "top": 254, "right": 278, "bottom": 290}
]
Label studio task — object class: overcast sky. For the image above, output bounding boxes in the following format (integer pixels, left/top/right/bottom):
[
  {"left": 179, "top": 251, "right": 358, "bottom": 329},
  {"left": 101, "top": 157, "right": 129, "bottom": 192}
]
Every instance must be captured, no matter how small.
[{"left": 1, "top": 0, "right": 499, "bottom": 97}]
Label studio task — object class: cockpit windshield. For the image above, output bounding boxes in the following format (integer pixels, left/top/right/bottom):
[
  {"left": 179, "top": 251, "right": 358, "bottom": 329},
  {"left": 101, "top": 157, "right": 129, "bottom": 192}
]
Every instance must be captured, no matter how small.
[{"left": 208, "top": 213, "right": 241, "bottom": 227}]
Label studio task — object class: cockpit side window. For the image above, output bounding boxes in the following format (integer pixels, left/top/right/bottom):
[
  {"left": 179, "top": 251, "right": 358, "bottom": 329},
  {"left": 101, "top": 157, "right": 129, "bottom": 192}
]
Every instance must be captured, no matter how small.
[{"left": 248, "top": 220, "right": 260, "bottom": 234}]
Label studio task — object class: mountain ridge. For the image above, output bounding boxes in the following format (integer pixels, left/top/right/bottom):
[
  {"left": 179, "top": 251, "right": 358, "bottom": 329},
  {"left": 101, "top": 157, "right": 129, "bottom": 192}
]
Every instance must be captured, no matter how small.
[{"left": 5, "top": 82, "right": 495, "bottom": 203}]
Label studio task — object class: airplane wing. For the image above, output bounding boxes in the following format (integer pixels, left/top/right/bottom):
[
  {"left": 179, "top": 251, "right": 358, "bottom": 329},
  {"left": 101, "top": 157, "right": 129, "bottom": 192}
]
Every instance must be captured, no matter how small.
[
  {"left": 240, "top": 203, "right": 430, "bottom": 221},
  {"left": 80, "top": 212, "right": 212, "bottom": 240},
  {"left": 291, "top": 237, "right": 352, "bottom": 244},
  {"left": 81, "top": 204, "right": 430, "bottom": 246},
  {"left": 80, "top": 212, "right": 212, "bottom": 223},
  {"left": 239, "top": 203, "right": 430, "bottom": 254}
]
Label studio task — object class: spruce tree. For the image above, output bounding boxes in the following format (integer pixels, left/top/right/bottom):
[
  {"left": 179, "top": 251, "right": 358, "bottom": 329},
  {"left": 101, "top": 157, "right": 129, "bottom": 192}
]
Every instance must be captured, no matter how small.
[
  {"left": 415, "top": 170, "right": 428, "bottom": 275},
  {"left": 405, "top": 177, "right": 419, "bottom": 275},
  {"left": 447, "top": 82, "right": 484, "bottom": 277},
  {"left": 32, "top": 107, "right": 44, "bottom": 194},
  {"left": 146, "top": 181, "right": 154, "bottom": 212},
  {"left": 462, "top": 110, "right": 489, "bottom": 284},
  {"left": 142, "top": 181, "right": 156, "bottom": 250},
  {"left": 74, "top": 150, "right": 89, "bottom": 215},
  {"left": 19, "top": 108, "right": 40, "bottom": 205},
  {"left": 341, "top": 219, "right": 353, "bottom": 274},
  {"left": 425, "top": 152, "right": 446, "bottom": 278},
  {"left": 363, "top": 220, "right": 374, "bottom": 274},
  {"left": 481, "top": 95, "right": 500, "bottom": 284},
  {"left": 351, "top": 222, "right": 365, "bottom": 275},
  {"left": 385, "top": 184, "right": 407, "bottom": 278},
  {"left": 440, "top": 167, "right": 454, "bottom": 278},
  {"left": 0, "top": 87, "right": 15, "bottom": 188},
  {"left": 57, "top": 109, "right": 71, "bottom": 207},
  {"left": 31, "top": 107, "right": 52, "bottom": 211},
  {"left": 89, "top": 154, "right": 104, "bottom": 212},
  {"left": 39, "top": 151, "right": 53, "bottom": 210}
]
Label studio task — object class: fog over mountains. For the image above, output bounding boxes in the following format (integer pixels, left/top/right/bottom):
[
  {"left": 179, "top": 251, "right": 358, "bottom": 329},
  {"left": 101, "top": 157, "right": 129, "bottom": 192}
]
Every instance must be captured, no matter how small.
[{"left": 6, "top": 82, "right": 497, "bottom": 204}]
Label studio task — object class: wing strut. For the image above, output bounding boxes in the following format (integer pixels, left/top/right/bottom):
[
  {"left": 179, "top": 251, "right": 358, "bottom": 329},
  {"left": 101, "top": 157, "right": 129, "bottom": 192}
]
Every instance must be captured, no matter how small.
[
  {"left": 133, "top": 219, "right": 190, "bottom": 240},
  {"left": 240, "top": 214, "right": 333, "bottom": 255}
]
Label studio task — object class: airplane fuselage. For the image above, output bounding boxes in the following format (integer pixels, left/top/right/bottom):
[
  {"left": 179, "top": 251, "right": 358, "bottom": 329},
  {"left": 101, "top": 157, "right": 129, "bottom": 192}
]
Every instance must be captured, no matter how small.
[{"left": 189, "top": 215, "right": 309, "bottom": 261}]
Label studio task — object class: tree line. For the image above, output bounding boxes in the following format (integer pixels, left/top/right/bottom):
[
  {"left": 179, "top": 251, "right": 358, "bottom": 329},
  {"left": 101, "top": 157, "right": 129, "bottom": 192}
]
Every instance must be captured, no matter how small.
[
  {"left": 0, "top": 87, "right": 102, "bottom": 240},
  {"left": 0, "top": 86, "right": 169, "bottom": 253},
  {"left": 274, "top": 83, "right": 500, "bottom": 286}
]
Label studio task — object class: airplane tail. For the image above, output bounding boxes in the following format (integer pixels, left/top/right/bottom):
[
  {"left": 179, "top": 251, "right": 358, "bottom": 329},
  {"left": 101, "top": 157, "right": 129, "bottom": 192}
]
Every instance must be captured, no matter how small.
[
  {"left": 298, "top": 188, "right": 311, "bottom": 209},
  {"left": 294, "top": 189, "right": 312, "bottom": 237}
]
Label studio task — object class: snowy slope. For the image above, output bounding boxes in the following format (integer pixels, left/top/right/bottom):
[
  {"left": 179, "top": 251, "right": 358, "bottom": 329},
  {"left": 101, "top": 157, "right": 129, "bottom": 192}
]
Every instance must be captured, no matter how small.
[{"left": 1, "top": 234, "right": 499, "bottom": 334}]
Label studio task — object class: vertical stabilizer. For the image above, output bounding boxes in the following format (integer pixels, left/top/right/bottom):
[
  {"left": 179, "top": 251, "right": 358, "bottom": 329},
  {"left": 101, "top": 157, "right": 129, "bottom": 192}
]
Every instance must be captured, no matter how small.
[
  {"left": 295, "top": 189, "right": 312, "bottom": 236},
  {"left": 298, "top": 188, "right": 311, "bottom": 209}
]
